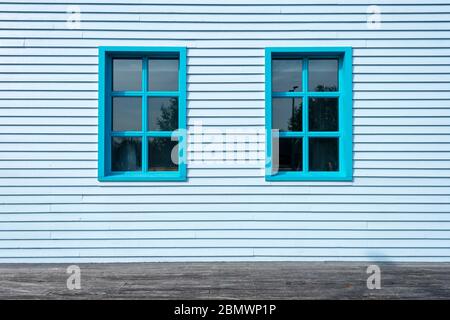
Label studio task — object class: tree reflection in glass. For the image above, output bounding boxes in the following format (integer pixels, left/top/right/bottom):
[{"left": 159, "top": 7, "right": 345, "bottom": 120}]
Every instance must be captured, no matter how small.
[
  {"left": 309, "top": 97, "right": 338, "bottom": 132},
  {"left": 272, "top": 98, "right": 302, "bottom": 132},
  {"left": 148, "top": 97, "right": 179, "bottom": 131}
]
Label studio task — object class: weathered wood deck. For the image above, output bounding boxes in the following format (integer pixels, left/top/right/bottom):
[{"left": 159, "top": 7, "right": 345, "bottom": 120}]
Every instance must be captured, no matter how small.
[{"left": 0, "top": 262, "right": 449, "bottom": 299}]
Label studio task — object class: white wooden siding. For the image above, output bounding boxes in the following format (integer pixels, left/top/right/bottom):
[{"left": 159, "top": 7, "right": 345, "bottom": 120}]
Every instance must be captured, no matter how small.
[{"left": 1, "top": 0, "right": 450, "bottom": 262}]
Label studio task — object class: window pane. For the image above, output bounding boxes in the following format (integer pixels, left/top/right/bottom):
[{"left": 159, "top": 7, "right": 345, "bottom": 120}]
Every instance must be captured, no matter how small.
[
  {"left": 272, "top": 98, "right": 302, "bottom": 132},
  {"left": 112, "top": 97, "right": 142, "bottom": 131},
  {"left": 308, "top": 97, "right": 338, "bottom": 132},
  {"left": 273, "top": 137, "right": 302, "bottom": 172},
  {"left": 148, "top": 59, "right": 179, "bottom": 91},
  {"left": 309, "top": 138, "right": 339, "bottom": 171},
  {"left": 112, "top": 59, "right": 142, "bottom": 91},
  {"left": 308, "top": 59, "right": 338, "bottom": 92},
  {"left": 148, "top": 97, "right": 178, "bottom": 131},
  {"left": 148, "top": 137, "right": 179, "bottom": 171},
  {"left": 272, "top": 59, "right": 302, "bottom": 92},
  {"left": 111, "top": 137, "right": 142, "bottom": 171}
]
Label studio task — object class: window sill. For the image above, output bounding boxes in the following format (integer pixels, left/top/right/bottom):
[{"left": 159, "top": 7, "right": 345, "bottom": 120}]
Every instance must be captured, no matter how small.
[
  {"left": 99, "top": 171, "right": 186, "bottom": 182},
  {"left": 266, "top": 171, "right": 352, "bottom": 181}
]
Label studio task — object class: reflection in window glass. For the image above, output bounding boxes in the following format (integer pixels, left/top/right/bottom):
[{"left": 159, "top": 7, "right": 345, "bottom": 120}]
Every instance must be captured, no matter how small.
[
  {"left": 308, "top": 59, "right": 338, "bottom": 92},
  {"left": 309, "top": 138, "right": 339, "bottom": 171},
  {"left": 148, "top": 59, "right": 179, "bottom": 91},
  {"left": 148, "top": 97, "right": 178, "bottom": 131},
  {"left": 148, "top": 137, "right": 179, "bottom": 171},
  {"left": 112, "top": 97, "right": 142, "bottom": 131},
  {"left": 111, "top": 137, "right": 142, "bottom": 171},
  {"left": 274, "top": 137, "right": 303, "bottom": 172},
  {"left": 308, "top": 97, "right": 338, "bottom": 132},
  {"left": 112, "top": 59, "right": 142, "bottom": 91},
  {"left": 272, "top": 59, "right": 302, "bottom": 92},
  {"left": 272, "top": 98, "right": 302, "bottom": 132}
]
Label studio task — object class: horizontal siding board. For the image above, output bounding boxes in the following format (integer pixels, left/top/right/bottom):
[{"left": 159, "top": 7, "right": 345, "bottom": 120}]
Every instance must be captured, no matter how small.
[
  {"left": 1, "top": 176, "right": 450, "bottom": 186},
  {"left": 5, "top": 132, "right": 450, "bottom": 143},
  {"left": 3, "top": 108, "right": 450, "bottom": 119},
  {"left": 2, "top": 12, "right": 450, "bottom": 23},
  {"left": 1, "top": 194, "right": 450, "bottom": 205},
  {"left": 1, "top": 256, "right": 449, "bottom": 262},
  {"left": 3, "top": 213, "right": 450, "bottom": 224},
  {"left": 1, "top": 0, "right": 450, "bottom": 262},
  {"left": 1, "top": 247, "right": 450, "bottom": 259},
  {"left": 3, "top": 81, "right": 450, "bottom": 92},
  {"left": 3, "top": 3, "right": 450, "bottom": 14},
  {"left": 0, "top": 203, "right": 448, "bottom": 214},
  {"left": 0, "top": 185, "right": 448, "bottom": 195},
  {"left": 0, "top": 159, "right": 450, "bottom": 170},
  {"left": 191, "top": 143, "right": 447, "bottom": 153},
  {"left": 0, "top": 221, "right": 369, "bottom": 230},
  {"left": 4, "top": 238, "right": 450, "bottom": 249},
  {"left": 2, "top": 167, "right": 450, "bottom": 178},
  {"left": 3, "top": 21, "right": 450, "bottom": 32},
  {"left": 3, "top": 229, "right": 450, "bottom": 241}
]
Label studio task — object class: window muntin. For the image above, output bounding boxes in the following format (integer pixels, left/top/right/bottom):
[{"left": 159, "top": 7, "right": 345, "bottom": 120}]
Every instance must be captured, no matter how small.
[
  {"left": 98, "top": 47, "right": 186, "bottom": 181},
  {"left": 266, "top": 48, "right": 352, "bottom": 181}
]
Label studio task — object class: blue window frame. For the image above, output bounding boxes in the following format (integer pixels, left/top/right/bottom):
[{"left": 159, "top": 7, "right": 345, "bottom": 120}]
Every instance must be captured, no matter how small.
[
  {"left": 265, "top": 47, "right": 353, "bottom": 181},
  {"left": 98, "top": 47, "right": 187, "bottom": 181}
]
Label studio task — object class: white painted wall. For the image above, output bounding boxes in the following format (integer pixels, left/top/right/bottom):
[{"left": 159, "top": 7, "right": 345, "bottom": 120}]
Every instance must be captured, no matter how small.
[{"left": 1, "top": 0, "right": 450, "bottom": 262}]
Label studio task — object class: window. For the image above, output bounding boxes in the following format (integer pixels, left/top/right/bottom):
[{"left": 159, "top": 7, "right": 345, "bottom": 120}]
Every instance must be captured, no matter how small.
[
  {"left": 98, "top": 47, "right": 186, "bottom": 181},
  {"left": 265, "top": 47, "right": 353, "bottom": 181}
]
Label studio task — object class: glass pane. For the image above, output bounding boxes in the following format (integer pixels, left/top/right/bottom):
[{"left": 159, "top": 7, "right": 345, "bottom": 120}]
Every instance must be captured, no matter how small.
[
  {"left": 272, "top": 98, "right": 302, "bottom": 132},
  {"left": 112, "top": 59, "right": 142, "bottom": 91},
  {"left": 148, "top": 137, "right": 179, "bottom": 171},
  {"left": 308, "top": 59, "right": 338, "bottom": 92},
  {"left": 273, "top": 137, "right": 302, "bottom": 172},
  {"left": 148, "top": 59, "right": 179, "bottom": 91},
  {"left": 112, "top": 97, "right": 142, "bottom": 131},
  {"left": 272, "top": 59, "right": 302, "bottom": 92},
  {"left": 309, "top": 138, "right": 339, "bottom": 171},
  {"left": 308, "top": 97, "right": 338, "bottom": 132},
  {"left": 111, "top": 137, "right": 142, "bottom": 171},
  {"left": 148, "top": 97, "right": 178, "bottom": 131}
]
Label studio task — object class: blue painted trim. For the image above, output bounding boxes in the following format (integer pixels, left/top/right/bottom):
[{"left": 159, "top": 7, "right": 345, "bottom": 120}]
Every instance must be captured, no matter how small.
[
  {"left": 303, "top": 57, "right": 309, "bottom": 173},
  {"left": 98, "top": 46, "right": 187, "bottom": 182},
  {"left": 265, "top": 47, "right": 353, "bottom": 181},
  {"left": 265, "top": 50, "right": 272, "bottom": 178},
  {"left": 142, "top": 57, "right": 149, "bottom": 173},
  {"left": 111, "top": 91, "right": 180, "bottom": 97},
  {"left": 272, "top": 92, "right": 340, "bottom": 98},
  {"left": 98, "top": 47, "right": 106, "bottom": 181}
]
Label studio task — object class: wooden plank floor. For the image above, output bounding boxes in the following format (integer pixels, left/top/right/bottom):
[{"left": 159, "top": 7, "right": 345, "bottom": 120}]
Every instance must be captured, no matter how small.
[{"left": 0, "top": 262, "right": 449, "bottom": 299}]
